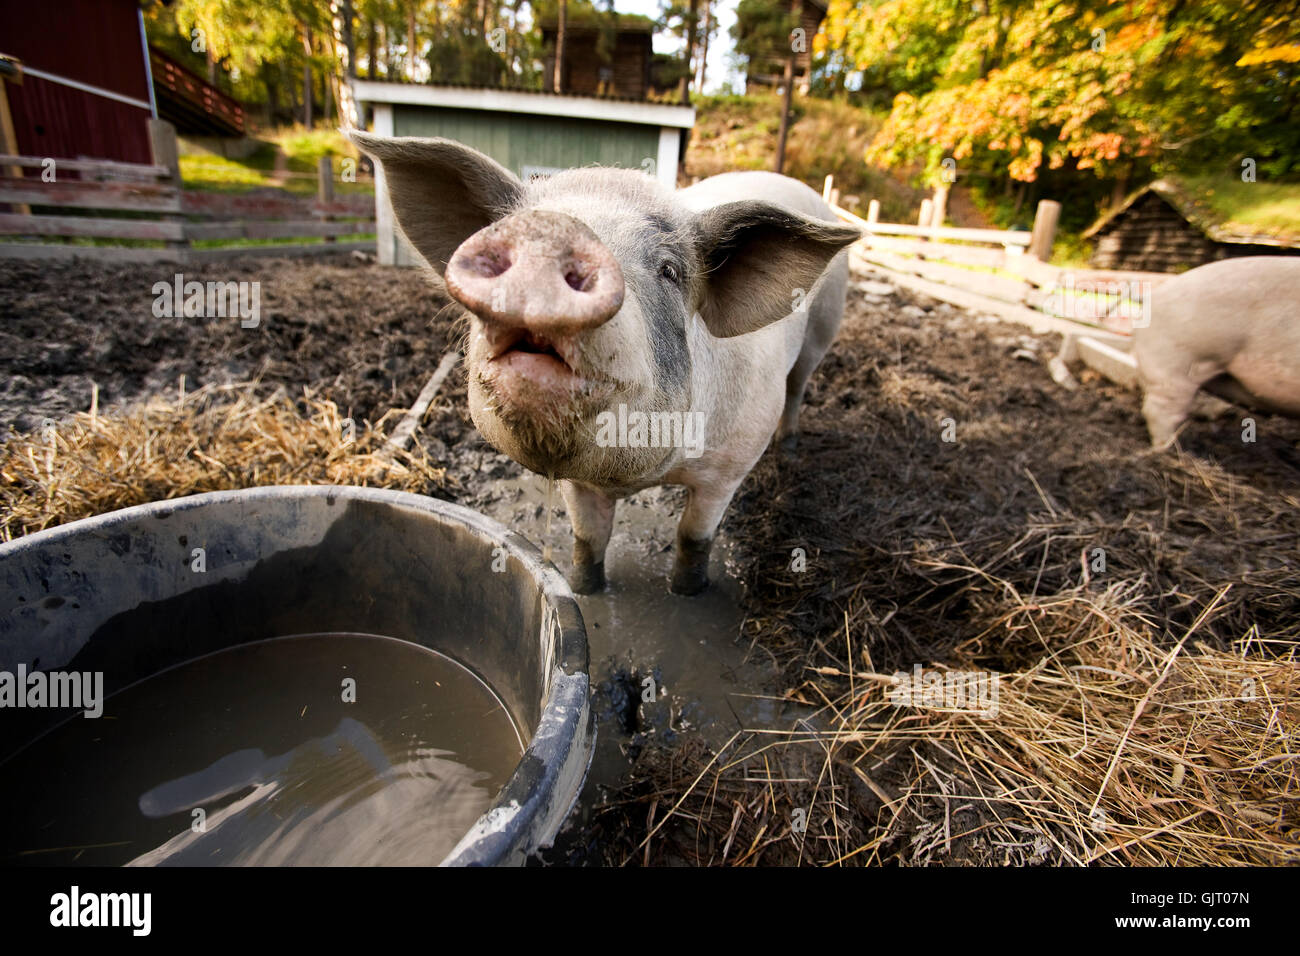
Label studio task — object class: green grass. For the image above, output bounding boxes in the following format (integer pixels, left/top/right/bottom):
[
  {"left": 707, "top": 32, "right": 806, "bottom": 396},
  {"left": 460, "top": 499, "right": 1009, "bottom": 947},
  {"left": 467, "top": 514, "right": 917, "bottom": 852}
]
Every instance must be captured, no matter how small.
[
  {"left": 1178, "top": 175, "right": 1300, "bottom": 239},
  {"left": 178, "top": 129, "right": 372, "bottom": 198},
  {"left": 274, "top": 128, "right": 354, "bottom": 174},
  {"left": 188, "top": 234, "right": 376, "bottom": 249},
  {"left": 179, "top": 155, "right": 269, "bottom": 191}
]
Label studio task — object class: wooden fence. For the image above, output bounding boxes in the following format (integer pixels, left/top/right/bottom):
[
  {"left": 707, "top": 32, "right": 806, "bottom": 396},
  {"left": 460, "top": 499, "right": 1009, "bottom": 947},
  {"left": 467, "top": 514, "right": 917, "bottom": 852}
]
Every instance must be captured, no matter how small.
[
  {"left": 0, "top": 122, "right": 375, "bottom": 263},
  {"left": 825, "top": 176, "right": 1170, "bottom": 389}
]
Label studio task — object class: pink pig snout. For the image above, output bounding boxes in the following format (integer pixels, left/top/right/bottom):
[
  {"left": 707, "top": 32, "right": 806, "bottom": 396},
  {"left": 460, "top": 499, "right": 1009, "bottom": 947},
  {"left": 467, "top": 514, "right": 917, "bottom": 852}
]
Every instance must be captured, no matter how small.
[{"left": 444, "top": 209, "right": 625, "bottom": 335}]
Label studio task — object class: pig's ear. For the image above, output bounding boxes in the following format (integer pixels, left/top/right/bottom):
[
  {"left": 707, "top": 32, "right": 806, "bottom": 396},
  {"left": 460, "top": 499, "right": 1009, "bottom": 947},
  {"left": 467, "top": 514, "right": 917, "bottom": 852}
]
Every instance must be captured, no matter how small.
[
  {"left": 348, "top": 131, "right": 523, "bottom": 274},
  {"left": 693, "top": 201, "right": 860, "bottom": 338}
]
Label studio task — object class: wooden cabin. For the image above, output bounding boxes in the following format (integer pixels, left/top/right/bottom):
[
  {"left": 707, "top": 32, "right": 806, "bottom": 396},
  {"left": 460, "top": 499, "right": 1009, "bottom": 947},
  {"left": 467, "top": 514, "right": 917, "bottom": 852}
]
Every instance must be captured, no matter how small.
[
  {"left": 1085, "top": 179, "right": 1300, "bottom": 273},
  {"left": 538, "top": 11, "right": 655, "bottom": 100},
  {"left": 743, "top": 0, "right": 829, "bottom": 94}
]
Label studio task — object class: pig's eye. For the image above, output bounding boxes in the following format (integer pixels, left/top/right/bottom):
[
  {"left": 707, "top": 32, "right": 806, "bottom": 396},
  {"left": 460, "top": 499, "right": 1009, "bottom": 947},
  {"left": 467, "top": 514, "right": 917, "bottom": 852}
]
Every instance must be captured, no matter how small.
[{"left": 660, "top": 262, "right": 681, "bottom": 285}]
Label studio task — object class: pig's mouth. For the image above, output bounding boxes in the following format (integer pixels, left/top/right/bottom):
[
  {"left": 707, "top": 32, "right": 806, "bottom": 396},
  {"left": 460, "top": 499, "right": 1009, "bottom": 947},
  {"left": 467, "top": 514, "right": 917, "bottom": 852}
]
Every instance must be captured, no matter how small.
[
  {"left": 496, "top": 329, "right": 569, "bottom": 367},
  {"left": 477, "top": 325, "right": 618, "bottom": 404}
]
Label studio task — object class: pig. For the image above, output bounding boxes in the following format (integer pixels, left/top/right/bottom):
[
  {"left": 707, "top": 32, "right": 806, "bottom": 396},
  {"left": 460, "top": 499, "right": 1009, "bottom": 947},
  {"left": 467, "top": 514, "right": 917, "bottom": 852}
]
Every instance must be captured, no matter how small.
[
  {"left": 350, "top": 132, "right": 859, "bottom": 595},
  {"left": 1134, "top": 256, "right": 1300, "bottom": 449}
]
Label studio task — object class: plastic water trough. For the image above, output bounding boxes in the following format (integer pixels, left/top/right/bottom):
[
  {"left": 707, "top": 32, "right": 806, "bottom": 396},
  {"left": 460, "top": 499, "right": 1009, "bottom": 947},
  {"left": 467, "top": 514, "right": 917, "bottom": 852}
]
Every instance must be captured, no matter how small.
[{"left": 0, "top": 485, "right": 595, "bottom": 866}]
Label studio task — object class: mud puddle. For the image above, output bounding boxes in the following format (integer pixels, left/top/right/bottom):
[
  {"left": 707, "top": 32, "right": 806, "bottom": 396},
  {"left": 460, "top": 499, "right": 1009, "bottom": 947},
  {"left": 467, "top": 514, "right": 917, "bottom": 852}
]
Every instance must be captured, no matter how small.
[{"left": 476, "top": 470, "right": 806, "bottom": 860}]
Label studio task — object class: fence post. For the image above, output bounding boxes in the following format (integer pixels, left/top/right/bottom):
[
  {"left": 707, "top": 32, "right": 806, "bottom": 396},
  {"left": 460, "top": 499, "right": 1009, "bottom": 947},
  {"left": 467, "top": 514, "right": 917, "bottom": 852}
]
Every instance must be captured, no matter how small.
[
  {"left": 829, "top": 187, "right": 840, "bottom": 208},
  {"left": 148, "top": 119, "right": 187, "bottom": 257},
  {"left": 318, "top": 156, "right": 335, "bottom": 244},
  {"left": 148, "top": 119, "right": 182, "bottom": 184},
  {"left": 918, "top": 198, "right": 933, "bottom": 229},
  {"left": 822, "top": 174, "right": 833, "bottom": 203},
  {"left": 1029, "top": 199, "right": 1060, "bottom": 261},
  {"left": 867, "top": 199, "right": 879, "bottom": 224},
  {"left": 931, "top": 184, "right": 949, "bottom": 228}
]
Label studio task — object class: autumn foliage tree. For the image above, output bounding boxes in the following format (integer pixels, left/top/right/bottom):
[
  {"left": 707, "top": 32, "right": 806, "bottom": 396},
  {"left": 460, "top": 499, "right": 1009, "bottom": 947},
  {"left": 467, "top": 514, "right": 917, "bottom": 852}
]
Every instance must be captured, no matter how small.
[{"left": 822, "top": 0, "right": 1300, "bottom": 201}]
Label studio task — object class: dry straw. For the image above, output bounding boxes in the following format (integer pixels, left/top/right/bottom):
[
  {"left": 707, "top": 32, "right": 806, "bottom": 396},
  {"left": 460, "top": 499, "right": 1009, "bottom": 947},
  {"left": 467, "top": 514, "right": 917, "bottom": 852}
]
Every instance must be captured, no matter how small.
[
  {"left": 0, "top": 381, "right": 446, "bottom": 541},
  {"left": 601, "top": 580, "right": 1297, "bottom": 866}
]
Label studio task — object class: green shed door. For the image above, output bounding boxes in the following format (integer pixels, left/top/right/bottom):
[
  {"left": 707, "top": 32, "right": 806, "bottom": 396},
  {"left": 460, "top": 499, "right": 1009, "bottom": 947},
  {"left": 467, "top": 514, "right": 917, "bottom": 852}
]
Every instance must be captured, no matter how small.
[{"left": 393, "top": 105, "right": 661, "bottom": 180}]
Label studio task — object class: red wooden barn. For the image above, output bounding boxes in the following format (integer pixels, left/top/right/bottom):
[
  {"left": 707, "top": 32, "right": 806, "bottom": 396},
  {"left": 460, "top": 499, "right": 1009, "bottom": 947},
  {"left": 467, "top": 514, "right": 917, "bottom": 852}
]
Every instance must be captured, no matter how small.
[{"left": 0, "top": 0, "right": 157, "bottom": 164}]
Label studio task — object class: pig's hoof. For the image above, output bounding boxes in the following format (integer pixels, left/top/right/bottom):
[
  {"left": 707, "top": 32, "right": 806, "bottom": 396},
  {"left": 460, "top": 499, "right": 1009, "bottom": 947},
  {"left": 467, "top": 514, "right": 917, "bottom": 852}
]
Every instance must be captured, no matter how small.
[
  {"left": 671, "top": 535, "right": 713, "bottom": 595},
  {"left": 570, "top": 561, "right": 606, "bottom": 594},
  {"left": 669, "top": 564, "right": 710, "bottom": 595}
]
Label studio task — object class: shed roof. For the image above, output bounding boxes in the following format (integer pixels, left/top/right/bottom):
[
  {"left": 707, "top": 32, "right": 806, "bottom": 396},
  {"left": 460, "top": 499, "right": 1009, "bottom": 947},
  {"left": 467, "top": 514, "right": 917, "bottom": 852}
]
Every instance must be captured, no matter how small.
[
  {"left": 350, "top": 79, "right": 695, "bottom": 129},
  {"left": 1083, "top": 177, "right": 1300, "bottom": 248}
]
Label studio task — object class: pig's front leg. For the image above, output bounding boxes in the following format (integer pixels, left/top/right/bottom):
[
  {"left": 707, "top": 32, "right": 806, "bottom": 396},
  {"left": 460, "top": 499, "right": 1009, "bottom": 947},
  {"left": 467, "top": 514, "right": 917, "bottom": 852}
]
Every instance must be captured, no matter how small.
[
  {"left": 560, "top": 480, "right": 616, "bottom": 594},
  {"left": 670, "top": 479, "right": 742, "bottom": 596}
]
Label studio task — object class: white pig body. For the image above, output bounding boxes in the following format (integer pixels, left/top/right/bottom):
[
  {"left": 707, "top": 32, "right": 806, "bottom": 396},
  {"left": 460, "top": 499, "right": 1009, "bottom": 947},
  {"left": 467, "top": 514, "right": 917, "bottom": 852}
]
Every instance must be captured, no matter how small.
[
  {"left": 1134, "top": 256, "right": 1300, "bottom": 448},
  {"left": 353, "top": 133, "right": 858, "bottom": 594}
]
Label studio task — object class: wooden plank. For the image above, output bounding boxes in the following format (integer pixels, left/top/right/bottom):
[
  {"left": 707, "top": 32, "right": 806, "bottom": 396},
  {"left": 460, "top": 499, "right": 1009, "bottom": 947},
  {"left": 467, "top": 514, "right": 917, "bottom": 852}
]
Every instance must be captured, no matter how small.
[
  {"left": 925, "top": 243, "right": 1008, "bottom": 269},
  {"left": 181, "top": 191, "right": 312, "bottom": 219},
  {"left": 185, "top": 240, "right": 377, "bottom": 261},
  {"left": 1055, "top": 267, "right": 1173, "bottom": 287},
  {"left": 1002, "top": 254, "right": 1062, "bottom": 288},
  {"left": 0, "top": 213, "right": 184, "bottom": 240},
  {"left": 179, "top": 191, "right": 373, "bottom": 220},
  {"left": 856, "top": 247, "right": 1030, "bottom": 304},
  {"left": 864, "top": 235, "right": 1009, "bottom": 268},
  {"left": 850, "top": 248, "right": 1115, "bottom": 339},
  {"left": 1076, "top": 335, "right": 1140, "bottom": 388},
  {"left": 0, "top": 239, "right": 376, "bottom": 264},
  {"left": 185, "top": 219, "right": 376, "bottom": 240},
  {"left": 0, "top": 154, "right": 169, "bottom": 178},
  {"left": 0, "top": 179, "right": 181, "bottom": 213},
  {"left": 380, "top": 350, "right": 461, "bottom": 462},
  {"left": 834, "top": 204, "right": 1031, "bottom": 245},
  {"left": 862, "top": 235, "right": 932, "bottom": 257},
  {"left": 0, "top": 242, "right": 184, "bottom": 263}
]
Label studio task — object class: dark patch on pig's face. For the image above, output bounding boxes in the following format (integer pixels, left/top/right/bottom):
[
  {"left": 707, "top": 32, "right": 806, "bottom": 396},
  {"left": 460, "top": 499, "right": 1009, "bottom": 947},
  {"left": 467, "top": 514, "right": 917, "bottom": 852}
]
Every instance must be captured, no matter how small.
[{"left": 631, "top": 217, "right": 693, "bottom": 402}]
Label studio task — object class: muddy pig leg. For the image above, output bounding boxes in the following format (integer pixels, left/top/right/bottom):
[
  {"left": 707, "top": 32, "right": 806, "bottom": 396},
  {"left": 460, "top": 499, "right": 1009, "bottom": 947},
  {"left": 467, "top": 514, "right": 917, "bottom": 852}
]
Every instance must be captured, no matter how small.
[
  {"left": 669, "top": 477, "right": 744, "bottom": 596},
  {"left": 561, "top": 480, "right": 616, "bottom": 593},
  {"left": 1141, "top": 376, "right": 1202, "bottom": 451}
]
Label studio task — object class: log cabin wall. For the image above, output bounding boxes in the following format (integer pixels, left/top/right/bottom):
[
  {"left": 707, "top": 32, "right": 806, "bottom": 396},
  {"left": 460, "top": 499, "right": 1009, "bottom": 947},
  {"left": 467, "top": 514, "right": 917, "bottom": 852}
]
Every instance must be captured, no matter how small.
[{"left": 1090, "top": 192, "right": 1300, "bottom": 273}]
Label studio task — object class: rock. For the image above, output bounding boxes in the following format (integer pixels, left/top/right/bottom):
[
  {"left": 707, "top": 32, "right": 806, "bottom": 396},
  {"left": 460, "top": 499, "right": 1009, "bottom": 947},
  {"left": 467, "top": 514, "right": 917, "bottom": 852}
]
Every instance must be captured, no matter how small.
[{"left": 855, "top": 279, "right": 897, "bottom": 297}]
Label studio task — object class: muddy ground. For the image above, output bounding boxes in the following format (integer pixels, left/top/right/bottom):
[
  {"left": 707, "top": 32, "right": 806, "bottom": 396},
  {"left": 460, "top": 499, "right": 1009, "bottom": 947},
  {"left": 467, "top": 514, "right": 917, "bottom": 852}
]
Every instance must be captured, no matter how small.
[{"left": 3, "top": 253, "right": 1298, "bottom": 865}]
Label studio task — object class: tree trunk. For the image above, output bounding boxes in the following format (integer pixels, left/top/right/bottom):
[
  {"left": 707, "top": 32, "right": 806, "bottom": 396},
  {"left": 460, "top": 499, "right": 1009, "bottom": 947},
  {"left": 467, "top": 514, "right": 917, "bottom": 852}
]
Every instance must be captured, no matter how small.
[
  {"left": 775, "top": 58, "right": 793, "bottom": 173},
  {"left": 366, "top": 18, "right": 376, "bottom": 79},
  {"left": 696, "top": 1, "right": 711, "bottom": 93},
  {"left": 1110, "top": 164, "right": 1131, "bottom": 211},
  {"left": 303, "top": 25, "right": 314, "bottom": 129},
  {"left": 678, "top": 0, "right": 698, "bottom": 104},
  {"left": 342, "top": 0, "right": 357, "bottom": 78},
  {"left": 775, "top": 1, "right": 802, "bottom": 174},
  {"left": 384, "top": 20, "right": 394, "bottom": 80},
  {"left": 407, "top": 2, "right": 418, "bottom": 81},
  {"left": 553, "top": 0, "right": 567, "bottom": 93},
  {"left": 261, "top": 59, "right": 279, "bottom": 125}
]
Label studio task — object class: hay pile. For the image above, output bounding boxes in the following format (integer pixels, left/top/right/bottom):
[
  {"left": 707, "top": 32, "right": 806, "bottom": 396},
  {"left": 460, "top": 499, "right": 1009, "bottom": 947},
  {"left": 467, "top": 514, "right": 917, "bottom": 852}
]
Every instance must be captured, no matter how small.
[
  {"left": 592, "top": 293, "right": 1300, "bottom": 867},
  {"left": 600, "top": 584, "right": 1297, "bottom": 866},
  {"left": 0, "top": 382, "right": 447, "bottom": 541}
]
